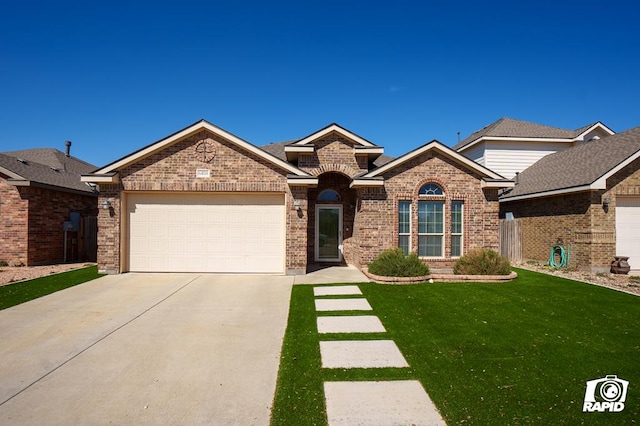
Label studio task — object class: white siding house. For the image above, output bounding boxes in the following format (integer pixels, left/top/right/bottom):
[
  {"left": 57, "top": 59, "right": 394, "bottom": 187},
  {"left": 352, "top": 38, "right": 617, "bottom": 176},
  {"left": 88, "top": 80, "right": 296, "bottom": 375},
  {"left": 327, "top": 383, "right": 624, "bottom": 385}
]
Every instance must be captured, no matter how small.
[{"left": 454, "top": 118, "right": 615, "bottom": 178}]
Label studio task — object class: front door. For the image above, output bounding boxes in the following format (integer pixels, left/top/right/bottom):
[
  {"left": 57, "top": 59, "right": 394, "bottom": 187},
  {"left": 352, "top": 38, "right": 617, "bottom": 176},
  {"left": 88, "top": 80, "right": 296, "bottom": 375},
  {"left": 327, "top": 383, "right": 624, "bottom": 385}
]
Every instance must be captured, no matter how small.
[{"left": 316, "top": 205, "right": 342, "bottom": 262}]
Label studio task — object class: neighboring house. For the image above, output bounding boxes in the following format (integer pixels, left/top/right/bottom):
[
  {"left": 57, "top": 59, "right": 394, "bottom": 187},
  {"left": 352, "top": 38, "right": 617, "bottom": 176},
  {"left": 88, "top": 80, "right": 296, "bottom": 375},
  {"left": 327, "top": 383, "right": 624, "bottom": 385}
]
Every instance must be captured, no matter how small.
[
  {"left": 454, "top": 117, "right": 615, "bottom": 178},
  {"left": 82, "top": 120, "right": 513, "bottom": 275},
  {"left": 500, "top": 126, "right": 640, "bottom": 271},
  {"left": 0, "top": 145, "right": 98, "bottom": 266}
]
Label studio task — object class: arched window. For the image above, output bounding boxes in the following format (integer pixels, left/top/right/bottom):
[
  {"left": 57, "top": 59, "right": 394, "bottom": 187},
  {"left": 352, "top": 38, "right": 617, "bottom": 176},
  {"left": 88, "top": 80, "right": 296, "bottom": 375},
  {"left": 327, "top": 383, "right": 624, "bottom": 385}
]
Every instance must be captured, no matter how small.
[
  {"left": 318, "top": 189, "right": 341, "bottom": 201},
  {"left": 419, "top": 183, "right": 443, "bottom": 196}
]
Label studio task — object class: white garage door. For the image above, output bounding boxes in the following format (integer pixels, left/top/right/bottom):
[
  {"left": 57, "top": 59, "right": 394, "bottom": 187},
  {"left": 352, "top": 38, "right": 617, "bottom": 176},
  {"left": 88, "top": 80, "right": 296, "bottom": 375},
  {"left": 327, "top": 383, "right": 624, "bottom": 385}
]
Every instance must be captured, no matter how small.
[
  {"left": 616, "top": 197, "right": 640, "bottom": 270},
  {"left": 127, "top": 193, "right": 285, "bottom": 273}
]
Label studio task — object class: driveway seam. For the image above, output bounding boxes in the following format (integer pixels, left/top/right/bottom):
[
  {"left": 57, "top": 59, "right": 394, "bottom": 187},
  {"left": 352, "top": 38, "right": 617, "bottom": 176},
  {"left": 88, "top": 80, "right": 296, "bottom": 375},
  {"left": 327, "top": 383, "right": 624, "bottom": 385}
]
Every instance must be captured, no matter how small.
[{"left": 0, "top": 275, "right": 201, "bottom": 407}]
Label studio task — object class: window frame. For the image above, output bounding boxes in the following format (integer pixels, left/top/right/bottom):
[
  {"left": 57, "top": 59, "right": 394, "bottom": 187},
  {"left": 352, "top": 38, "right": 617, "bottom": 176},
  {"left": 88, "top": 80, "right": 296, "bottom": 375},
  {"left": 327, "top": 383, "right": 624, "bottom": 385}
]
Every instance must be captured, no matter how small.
[
  {"left": 398, "top": 201, "right": 411, "bottom": 255},
  {"left": 417, "top": 200, "right": 445, "bottom": 258},
  {"left": 451, "top": 200, "right": 464, "bottom": 257}
]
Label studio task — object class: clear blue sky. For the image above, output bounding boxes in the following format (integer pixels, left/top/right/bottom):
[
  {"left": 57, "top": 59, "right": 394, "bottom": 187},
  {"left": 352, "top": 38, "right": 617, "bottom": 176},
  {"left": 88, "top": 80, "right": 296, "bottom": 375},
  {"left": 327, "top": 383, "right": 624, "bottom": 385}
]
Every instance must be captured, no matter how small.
[{"left": 1, "top": 0, "right": 639, "bottom": 167}]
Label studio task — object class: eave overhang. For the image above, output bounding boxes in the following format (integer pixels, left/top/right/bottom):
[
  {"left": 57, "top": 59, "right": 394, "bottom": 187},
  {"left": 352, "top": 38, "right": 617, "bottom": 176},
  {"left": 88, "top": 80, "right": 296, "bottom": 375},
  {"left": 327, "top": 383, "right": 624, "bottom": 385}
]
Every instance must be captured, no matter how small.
[
  {"left": 81, "top": 173, "right": 120, "bottom": 184},
  {"left": 350, "top": 178, "right": 385, "bottom": 188},
  {"left": 6, "top": 179, "right": 98, "bottom": 197},
  {"left": 286, "top": 175, "right": 319, "bottom": 187}
]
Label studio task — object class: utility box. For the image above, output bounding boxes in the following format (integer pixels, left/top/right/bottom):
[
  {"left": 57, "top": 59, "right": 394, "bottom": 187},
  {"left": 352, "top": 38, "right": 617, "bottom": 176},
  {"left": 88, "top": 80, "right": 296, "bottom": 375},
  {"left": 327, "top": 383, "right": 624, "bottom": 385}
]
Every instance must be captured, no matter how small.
[{"left": 63, "top": 221, "right": 74, "bottom": 231}]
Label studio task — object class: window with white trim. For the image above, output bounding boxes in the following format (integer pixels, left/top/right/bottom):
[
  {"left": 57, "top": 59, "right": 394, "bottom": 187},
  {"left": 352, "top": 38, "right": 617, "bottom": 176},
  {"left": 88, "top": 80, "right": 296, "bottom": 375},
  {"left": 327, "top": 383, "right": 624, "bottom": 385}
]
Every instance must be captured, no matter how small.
[
  {"left": 418, "top": 201, "right": 444, "bottom": 257},
  {"left": 398, "top": 201, "right": 411, "bottom": 255},
  {"left": 451, "top": 201, "right": 463, "bottom": 257}
]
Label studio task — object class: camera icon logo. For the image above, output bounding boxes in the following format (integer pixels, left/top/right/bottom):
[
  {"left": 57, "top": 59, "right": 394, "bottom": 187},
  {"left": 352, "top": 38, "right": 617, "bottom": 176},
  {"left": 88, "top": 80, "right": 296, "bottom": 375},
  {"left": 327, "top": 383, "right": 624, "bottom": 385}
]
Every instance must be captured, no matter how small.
[{"left": 583, "top": 375, "right": 629, "bottom": 413}]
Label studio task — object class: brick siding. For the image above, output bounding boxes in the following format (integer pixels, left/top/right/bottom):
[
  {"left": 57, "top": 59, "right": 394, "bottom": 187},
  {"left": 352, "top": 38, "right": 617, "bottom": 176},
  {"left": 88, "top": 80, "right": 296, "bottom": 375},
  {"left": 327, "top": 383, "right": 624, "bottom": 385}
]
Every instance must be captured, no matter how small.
[{"left": 1, "top": 175, "right": 97, "bottom": 266}]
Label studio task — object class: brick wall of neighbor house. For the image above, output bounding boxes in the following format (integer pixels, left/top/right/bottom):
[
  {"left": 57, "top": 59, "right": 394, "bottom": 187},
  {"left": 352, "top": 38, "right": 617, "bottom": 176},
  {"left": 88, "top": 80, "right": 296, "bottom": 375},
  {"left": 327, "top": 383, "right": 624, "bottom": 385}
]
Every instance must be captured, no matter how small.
[
  {"left": 26, "top": 187, "right": 97, "bottom": 265},
  {"left": 0, "top": 176, "right": 29, "bottom": 265},
  {"left": 355, "top": 151, "right": 500, "bottom": 268},
  {"left": 98, "top": 130, "right": 307, "bottom": 274},
  {"left": 501, "top": 160, "right": 640, "bottom": 271},
  {"left": 501, "top": 192, "right": 606, "bottom": 270}
]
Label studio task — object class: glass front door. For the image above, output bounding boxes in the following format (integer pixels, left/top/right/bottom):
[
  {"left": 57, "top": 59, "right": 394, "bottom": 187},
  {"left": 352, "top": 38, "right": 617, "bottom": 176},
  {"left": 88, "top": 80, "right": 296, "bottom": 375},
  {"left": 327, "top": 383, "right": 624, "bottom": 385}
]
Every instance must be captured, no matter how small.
[{"left": 316, "top": 205, "right": 342, "bottom": 261}]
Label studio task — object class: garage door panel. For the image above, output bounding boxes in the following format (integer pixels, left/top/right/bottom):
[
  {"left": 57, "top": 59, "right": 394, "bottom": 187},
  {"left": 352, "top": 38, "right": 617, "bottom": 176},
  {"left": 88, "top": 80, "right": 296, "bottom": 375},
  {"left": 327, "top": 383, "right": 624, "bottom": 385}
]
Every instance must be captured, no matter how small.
[
  {"left": 616, "top": 197, "right": 640, "bottom": 269},
  {"left": 127, "top": 193, "right": 285, "bottom": 273}
]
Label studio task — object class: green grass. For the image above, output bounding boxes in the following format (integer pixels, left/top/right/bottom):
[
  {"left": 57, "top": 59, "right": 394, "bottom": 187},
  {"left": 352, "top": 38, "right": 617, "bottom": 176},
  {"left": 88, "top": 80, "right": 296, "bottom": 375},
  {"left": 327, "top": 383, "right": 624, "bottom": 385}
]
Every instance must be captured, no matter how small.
[
  {"left": 0, "top": 266, "right": 104, "bottom": 310},
  {"left": 271, "top": 268, "right": 640, "bottom": 425}
]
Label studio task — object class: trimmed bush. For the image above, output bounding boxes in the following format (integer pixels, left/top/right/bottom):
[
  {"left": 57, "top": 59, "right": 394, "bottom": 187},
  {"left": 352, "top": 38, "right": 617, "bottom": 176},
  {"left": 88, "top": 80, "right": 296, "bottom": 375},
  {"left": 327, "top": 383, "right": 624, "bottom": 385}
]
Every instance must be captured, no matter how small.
[
  {"left": 367, "top": 248, "right": 430, "bottom": 277},
  {"left": 453, "top": 248, "right": 511, "bottom": 275}
]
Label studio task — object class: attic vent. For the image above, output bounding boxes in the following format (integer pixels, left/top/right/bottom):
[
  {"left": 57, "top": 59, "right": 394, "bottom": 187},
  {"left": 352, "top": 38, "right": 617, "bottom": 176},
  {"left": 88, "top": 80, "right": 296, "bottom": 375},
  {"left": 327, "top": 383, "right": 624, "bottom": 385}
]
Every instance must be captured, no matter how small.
[{"left": 17, "top": 158, "right": 28, "bottom": 164}]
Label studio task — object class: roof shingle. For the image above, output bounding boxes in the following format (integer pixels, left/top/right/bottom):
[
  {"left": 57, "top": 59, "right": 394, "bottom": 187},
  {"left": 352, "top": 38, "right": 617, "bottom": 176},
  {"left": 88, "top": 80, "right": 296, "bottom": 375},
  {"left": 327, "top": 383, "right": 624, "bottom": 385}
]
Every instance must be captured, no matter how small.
[{"left": 501, "top": 126, "right": 640, "bottom": 200}]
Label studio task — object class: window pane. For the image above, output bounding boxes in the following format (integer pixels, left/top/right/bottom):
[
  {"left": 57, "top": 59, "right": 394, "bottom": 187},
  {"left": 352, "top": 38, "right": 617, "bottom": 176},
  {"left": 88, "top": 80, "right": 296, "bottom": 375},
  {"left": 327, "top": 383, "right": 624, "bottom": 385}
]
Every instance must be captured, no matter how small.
[
  {"left": 451, "top": 201, "right": 463, "bottom": 234},
  {"left": 399, "top": 236, "right": 410, "bottom": 255},
  {"left": 419, "top": 183, "right": 443, "bottom": 195},
  {"left": 398, "top": 201, "right": 411, "bottom": 234},
  {"left": 318, "top": 189, "right": 341, "bottom": 201},
  {"left": 418, "top": 235, "right": 442, "bottom": 257},
  {"left": 419, "top": 201, "right": 443, "bottom": 233},
  {"left": 451, "top": 235, "right": 461, "bottom": 257}
]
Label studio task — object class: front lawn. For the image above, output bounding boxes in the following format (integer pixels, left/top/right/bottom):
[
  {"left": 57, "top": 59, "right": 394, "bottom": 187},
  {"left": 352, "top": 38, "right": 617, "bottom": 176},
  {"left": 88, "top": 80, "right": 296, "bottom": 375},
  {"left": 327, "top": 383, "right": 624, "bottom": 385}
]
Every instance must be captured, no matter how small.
[
  {"left": 271, "top": 268, "right": 640, "bottom": 425},
  {"left": 0, "top": 265, "right": 104, "bottom": 310}
]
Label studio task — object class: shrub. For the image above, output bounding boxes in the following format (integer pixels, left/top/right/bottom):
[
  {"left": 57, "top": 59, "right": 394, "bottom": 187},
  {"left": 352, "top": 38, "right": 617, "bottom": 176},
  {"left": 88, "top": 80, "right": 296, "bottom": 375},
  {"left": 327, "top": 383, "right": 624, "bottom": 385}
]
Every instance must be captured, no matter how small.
[
  {"left": 367, "top": 248, "right": 430, "bottom": 277},
  {"left": 453, "top": 248, "right": 511, "bottom": 275}
]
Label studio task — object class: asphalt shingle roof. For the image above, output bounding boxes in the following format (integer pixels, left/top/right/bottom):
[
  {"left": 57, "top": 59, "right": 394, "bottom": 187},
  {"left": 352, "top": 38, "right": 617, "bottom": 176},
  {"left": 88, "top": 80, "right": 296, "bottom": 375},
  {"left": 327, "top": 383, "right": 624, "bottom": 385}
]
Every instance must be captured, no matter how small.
[
  {"left": 454, "top": 117, "right": 598, "bottom": 151},
  {"left": 0, "top": 148, "right": 97, "bottom": 194},
  {"left": 501, "top": 126, "right": 640, "bottom": 199}
]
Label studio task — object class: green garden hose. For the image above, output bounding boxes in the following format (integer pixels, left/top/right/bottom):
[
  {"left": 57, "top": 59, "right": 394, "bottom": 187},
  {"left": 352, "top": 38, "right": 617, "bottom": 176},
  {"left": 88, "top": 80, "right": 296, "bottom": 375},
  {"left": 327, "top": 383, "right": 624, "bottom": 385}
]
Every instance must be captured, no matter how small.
[{"left": 549, "top": 244, "right": 571, "bottom": 268}]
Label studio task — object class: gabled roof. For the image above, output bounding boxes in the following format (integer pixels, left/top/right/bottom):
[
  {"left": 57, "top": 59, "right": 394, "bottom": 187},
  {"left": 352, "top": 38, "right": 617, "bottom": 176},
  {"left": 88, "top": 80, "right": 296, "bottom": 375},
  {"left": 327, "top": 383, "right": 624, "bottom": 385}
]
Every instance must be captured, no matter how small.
[
  {"left": 454, "top": 117, "right": 615, "bottom": 151},
  {"left": 86, "top": 119, "right": 311, "bottom": 180},
  {"left": 281, "top": 123, "right": 384, "bottom": 163},
  {"left": 359, "top": 139, "right": 512, "bottom": 188},
  {"left": 0, "top": 149, "right": 97, "bottom": 195},
  {"left": 260, "top": 140, "right": 395, "bottom": 168},
  {"left": 500, "top": 126, "right": 640, "bottom": 202}
]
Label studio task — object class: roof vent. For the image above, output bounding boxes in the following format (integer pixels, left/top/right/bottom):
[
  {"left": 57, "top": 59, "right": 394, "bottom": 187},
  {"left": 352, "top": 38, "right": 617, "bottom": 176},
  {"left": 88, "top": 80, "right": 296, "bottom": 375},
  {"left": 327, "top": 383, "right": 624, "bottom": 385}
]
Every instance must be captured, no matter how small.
[
  {"left": 587, "top": 135, "right": 600, "bottom": 142},
  {"left": 65, "top": 140, "right": 72, "bottom": 157},
  {"left": 50, "top": 166, "right": 61, "bottom": 172},
  {"left": 16, "top": 158, "right": 28, "bottom": 164}
]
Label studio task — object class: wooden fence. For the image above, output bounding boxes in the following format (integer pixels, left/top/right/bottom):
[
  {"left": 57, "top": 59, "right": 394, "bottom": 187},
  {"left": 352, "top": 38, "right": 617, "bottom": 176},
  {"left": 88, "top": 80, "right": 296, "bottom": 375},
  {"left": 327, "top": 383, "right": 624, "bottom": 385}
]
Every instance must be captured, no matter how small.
[{"left": 499, "top": 219, "right": 522, "bottom": 262}]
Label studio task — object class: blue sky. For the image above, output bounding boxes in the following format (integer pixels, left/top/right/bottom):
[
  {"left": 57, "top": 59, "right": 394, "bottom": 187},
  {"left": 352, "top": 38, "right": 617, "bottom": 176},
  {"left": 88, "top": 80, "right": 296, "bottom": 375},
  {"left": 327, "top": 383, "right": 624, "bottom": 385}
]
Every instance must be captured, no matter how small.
[{"left": 1, "top": 0, "right": 638, "bottom": 167}]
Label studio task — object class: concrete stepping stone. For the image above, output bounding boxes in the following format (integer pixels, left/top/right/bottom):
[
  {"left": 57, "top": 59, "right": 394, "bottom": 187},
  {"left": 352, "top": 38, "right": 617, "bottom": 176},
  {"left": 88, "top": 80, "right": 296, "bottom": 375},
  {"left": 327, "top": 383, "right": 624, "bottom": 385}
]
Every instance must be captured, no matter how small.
[
  {"left": 319, "top": 340, "right": 409, "bottom": 368},
  {"left": 314, "top": 285, "right": 362, "bottom": 296},
  {"left": 317, "top": 315, "right": 386, "bottom": 334},
  {"left": 315, "top": 298, "right": 372, "bottom": 312},
  {"left": 324, "top": 380, "right": 445, "bottom": 425}
]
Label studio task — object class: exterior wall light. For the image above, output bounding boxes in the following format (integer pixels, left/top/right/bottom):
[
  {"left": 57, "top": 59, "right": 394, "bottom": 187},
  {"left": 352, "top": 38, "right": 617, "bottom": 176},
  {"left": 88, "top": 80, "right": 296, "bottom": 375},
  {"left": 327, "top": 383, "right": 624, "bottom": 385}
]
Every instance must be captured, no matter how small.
[
  {"left": 293, "top": 200, "right": 301, "bottom": 211},
  {"left": 101, "top": 199, "right": 112, "bottom": 210}
]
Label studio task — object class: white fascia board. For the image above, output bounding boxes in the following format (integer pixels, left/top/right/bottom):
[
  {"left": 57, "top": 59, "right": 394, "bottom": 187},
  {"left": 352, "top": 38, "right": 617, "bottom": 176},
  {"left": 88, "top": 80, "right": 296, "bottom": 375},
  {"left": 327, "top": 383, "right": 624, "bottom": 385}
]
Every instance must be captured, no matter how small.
[
  {"left": 459, "top": 136, "right": 574, "bottom": 152},
  {"left": 0, "top": 166, "right": 25, "bottom": 180},
  {"left": 574, "top": 122, "right": 616, "bottom": 140},
  {"left": 591, "top": 149, "right": 640, "bottom": 189},
  {"left": 287, "top": 177, "right": 319, "bottom": 187},
  {"left": 284, "top": 146, "right": 315, "bottom": 153},
  {"left": 366, "top": 141, "right": 505, "bottom": 180},
  {"left": 481, "top": 180, "right": 515, "bottom": 188},
  {"left": 354, "top": 147, "right": 384, "bottom": 154},
  {"left": 81, "top": 174, "right": 120, "bottom": 183},
  {"left": 500, "top": 184, "right": 593, "bottom": 202},
  {"left": 292, "top": 124, "right": 376, "bottom": 147},
  {"left": 96, "top": 121, "right": 308, "bottom": 177},
  {"left": 350, "top": 179, "right": 385, "bottom": 188},
  {"left": 6, "top": 179, "right": 31, "bottom": 186}
]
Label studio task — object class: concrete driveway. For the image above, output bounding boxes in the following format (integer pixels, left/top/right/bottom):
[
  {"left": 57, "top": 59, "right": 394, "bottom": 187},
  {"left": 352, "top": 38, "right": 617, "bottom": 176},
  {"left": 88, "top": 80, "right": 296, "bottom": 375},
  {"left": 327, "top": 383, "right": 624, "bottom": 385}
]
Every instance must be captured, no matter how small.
[{"left": 0, "top": 273, "right": 294, "bottom": 425}]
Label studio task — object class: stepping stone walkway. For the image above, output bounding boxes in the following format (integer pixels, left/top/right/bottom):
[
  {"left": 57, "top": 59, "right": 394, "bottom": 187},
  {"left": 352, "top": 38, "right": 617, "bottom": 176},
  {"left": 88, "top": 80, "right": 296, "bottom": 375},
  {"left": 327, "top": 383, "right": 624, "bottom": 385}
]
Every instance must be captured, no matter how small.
[{"left": 313, "top": 284, "right": 445, "bottom": 425}]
